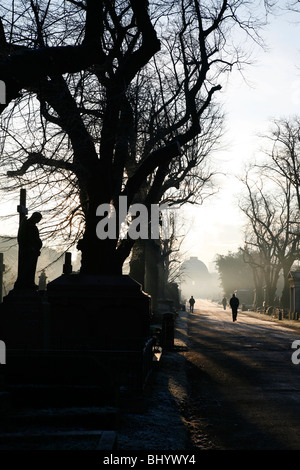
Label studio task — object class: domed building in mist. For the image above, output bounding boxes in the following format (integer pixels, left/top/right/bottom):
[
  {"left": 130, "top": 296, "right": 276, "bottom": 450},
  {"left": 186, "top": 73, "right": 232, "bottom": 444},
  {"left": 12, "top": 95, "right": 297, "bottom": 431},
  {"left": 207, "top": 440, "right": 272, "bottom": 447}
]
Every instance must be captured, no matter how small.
[
  {"left": 180, "top": 256, "right": 220, "bottom": 300},
  {"left": 181, "top": 256, "right": 209, "bottom": 277}
]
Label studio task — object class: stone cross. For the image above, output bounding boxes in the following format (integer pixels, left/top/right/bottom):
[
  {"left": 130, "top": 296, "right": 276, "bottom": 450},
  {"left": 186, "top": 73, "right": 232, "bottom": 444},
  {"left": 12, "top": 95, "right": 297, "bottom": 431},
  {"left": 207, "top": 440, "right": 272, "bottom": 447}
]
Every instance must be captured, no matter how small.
[
  {"left": 0, "top": 253, "right": 5, "bottom": 303},
  {"left": 15, "top": 188, "right": 28, "bottom": 290},
  {"left": 17, "top": 188, "right": 28, "bottom": 226}
]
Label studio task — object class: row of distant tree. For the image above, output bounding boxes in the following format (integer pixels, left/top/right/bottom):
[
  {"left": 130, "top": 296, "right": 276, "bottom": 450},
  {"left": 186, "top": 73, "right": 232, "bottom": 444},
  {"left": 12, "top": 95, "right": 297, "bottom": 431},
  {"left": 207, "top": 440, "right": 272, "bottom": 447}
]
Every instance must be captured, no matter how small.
[{"left": 216, "top": 117, "right": 300, "bottom": 310}]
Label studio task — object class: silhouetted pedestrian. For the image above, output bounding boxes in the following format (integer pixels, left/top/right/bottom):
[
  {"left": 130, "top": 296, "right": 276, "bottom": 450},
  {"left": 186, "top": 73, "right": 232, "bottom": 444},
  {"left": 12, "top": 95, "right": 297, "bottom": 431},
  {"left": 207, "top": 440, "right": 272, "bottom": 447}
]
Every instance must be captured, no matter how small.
[
  {"left": 230, "top": 293, "right": 239, "bottom": 322},
  {"left": 189, "top": 296, "right": 195, "bottom": 313},
  {"left": 222, "top": 297, "right": 227, "bottom": 310}
]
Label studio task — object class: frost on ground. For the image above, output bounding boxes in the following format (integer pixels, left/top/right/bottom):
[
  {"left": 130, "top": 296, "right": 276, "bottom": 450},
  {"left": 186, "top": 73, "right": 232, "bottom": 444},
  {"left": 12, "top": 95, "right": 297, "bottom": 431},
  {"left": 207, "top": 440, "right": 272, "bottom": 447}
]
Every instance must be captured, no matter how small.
[
  {"left": 117, "top": 311, "right": 191, "bottom": 450},
  {"left": 117, "top": 351, "right": 189, "bottom": 450}
]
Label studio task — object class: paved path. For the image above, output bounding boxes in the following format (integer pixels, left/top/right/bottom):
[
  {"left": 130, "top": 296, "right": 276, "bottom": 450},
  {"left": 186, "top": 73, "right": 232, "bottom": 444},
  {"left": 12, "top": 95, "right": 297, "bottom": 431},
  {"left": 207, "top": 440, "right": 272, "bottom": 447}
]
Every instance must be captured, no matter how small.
[{"left": 181, "top": 299, "right": 300, "bottom": 450}]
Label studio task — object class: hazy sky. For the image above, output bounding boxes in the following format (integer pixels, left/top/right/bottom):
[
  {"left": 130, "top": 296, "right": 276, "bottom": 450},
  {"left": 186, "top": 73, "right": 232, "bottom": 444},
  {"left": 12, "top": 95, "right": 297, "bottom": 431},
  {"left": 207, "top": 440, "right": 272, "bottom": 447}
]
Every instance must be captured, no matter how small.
[{"left": 181, "top": 8, "right": 300, "bottom": 271}]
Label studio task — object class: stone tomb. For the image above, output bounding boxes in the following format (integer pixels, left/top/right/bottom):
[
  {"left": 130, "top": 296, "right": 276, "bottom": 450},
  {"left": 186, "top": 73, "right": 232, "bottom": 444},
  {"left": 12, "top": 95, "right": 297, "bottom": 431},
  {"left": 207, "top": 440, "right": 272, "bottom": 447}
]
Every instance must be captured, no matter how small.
[
  {"left": 0, "top": 274, "right": 151, "bottom": 350},
  {"left": 0, "top": 274, "right": 153, "bottom": 392},
  {"left": 46, "top": 273, "right": 151, "bottom": 350},
  {"left": 0, "top": 289, "right": 49, "bottom": 349}
]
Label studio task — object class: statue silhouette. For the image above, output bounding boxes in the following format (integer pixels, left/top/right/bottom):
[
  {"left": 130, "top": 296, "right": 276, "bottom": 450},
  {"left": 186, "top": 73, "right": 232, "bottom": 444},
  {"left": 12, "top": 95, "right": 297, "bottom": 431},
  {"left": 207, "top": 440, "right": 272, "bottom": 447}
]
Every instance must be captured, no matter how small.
[{"left": 14, "top": 212, "right": 43, "bottom": 290}]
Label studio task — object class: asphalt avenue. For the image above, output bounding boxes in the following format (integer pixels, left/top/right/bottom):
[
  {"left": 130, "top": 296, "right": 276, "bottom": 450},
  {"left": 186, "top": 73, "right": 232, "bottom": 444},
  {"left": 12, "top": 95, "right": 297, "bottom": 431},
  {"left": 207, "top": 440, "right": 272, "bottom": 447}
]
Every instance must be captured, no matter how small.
[{"left": 181, "top": 299, "right": 300, "bottom": 450}]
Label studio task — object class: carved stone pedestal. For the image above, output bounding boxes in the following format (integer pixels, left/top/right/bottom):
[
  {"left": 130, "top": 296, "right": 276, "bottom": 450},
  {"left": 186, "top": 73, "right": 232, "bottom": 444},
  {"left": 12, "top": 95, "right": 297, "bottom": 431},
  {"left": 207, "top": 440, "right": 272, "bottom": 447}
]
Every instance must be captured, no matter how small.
[
  {"left": 0, "top": 289, "right": 48, "bottom": 349},
  {"left": 46, "top": 274, "right": 153, "bottom": 390},
  {"left": 46, "top": 274, "right": 151, "bottom": 349},
  {"left": 0, "top": 275, "right": 153, "bottom": 392}
]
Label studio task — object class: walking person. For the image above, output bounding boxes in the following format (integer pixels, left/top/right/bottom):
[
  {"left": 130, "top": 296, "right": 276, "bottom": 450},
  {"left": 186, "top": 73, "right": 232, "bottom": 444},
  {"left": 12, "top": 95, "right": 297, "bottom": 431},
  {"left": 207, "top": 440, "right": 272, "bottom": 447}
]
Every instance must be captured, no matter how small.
[
  {"left": 229, "top": 293, "right": 239, "bottom": 322},
  {"left": 189, "top": 296, "right": 195, "bottom": 313},
  {"left": 222, "top": 296, "right": 227, "bottom": 310}
]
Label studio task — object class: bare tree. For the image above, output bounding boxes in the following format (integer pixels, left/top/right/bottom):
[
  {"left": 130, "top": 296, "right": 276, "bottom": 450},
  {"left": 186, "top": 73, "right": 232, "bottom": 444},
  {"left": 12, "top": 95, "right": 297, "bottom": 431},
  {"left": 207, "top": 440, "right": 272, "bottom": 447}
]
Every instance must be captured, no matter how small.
[
  {"left": 241, "top": 247, "right": 265, "bottom": 308},
  {"left": 0, "top": 0, "right": 270, "bottom": 276},
  {"left": 215, "top": 249, "right": 255, "bottom": 299},
  {"left": 258, "top": 117, "right": 300, "bottom": 210},
  {"left": 239, "top": 168, "right": 300, "bottom": 308},
  {"left": 159, "top": 211, "right": 187, "bottom": 285}
]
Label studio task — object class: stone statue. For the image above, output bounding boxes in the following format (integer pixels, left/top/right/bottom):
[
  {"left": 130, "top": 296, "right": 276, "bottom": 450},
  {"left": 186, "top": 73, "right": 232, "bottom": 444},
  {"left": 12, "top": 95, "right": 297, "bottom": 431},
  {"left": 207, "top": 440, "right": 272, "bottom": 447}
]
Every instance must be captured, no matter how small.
[{"left": 14, "top": 212, "right": 43, "bottom": 290}]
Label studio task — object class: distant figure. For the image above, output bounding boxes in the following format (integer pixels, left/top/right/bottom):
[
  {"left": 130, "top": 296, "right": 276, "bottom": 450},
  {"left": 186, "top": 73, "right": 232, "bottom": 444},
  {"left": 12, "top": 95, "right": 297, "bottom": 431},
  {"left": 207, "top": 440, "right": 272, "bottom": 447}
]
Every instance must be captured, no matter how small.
[
  {"left": 15, "top": 212, "right": 43, "bottom": 290},
  {"left": 230, "top": 293, "right": 239, "bottom": 322},
  {"left": 222, "top": 296, "right": 227, "bottom": 310},
  {"left": 189, "top": 296, "right": 195, "bottom": 313}
]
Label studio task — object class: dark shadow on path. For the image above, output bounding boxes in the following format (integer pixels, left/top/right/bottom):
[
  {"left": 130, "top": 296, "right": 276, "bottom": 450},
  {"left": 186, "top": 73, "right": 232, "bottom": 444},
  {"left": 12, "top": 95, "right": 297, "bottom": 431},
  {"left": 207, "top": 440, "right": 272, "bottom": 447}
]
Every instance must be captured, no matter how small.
[{"left": 180, "top": 307, "right": 300, "bottom": 450}]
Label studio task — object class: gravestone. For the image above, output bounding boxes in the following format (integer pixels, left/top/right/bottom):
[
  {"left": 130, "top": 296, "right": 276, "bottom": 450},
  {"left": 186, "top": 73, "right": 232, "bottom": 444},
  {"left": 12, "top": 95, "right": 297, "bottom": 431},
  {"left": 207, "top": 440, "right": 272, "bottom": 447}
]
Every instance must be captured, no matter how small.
[
  {"left": 46, "top": 272, "right": 151, "bottom": 351},
  {"left": 45, "top": 269, "right": 153, "bottom": 390},
  {"left": 63, "top": 252, "right": 72, "bottom": 274}
]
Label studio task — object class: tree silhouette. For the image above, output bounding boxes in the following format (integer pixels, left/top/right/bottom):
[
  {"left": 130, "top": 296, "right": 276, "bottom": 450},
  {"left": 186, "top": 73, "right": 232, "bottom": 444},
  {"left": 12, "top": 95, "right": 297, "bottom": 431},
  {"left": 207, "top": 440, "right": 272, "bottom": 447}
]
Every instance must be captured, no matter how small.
[
  {"left": 215, "top": 249, "right": 255, "bottom": 299},
  {"left": 0, "top": 0, "right": 269, "bottom": 275},
  {"left": 240, "top": 119, "right": 300, "bottom": 307}
]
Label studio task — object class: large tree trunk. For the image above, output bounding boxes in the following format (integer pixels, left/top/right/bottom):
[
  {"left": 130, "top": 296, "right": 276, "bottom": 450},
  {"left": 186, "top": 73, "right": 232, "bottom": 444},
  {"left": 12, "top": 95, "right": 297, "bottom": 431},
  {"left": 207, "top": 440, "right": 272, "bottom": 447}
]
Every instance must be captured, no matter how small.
[
  {"left": 264, "top": 269, "right": 280, "bottom": 308},
  {"left": 79, "top": 236, "right": 123, "bottom": 276},
  {"left": 78, "top": 192, "right": 124, "bottom": 275},
  {"left": 129, "top": 240, "right": 146, "bottom": 288},
  {"left": 280, "top": 263, "right": 293, "bottom": 309}
]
